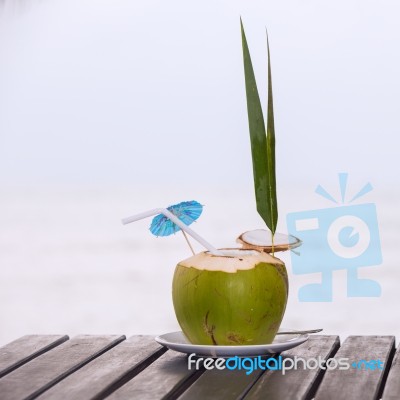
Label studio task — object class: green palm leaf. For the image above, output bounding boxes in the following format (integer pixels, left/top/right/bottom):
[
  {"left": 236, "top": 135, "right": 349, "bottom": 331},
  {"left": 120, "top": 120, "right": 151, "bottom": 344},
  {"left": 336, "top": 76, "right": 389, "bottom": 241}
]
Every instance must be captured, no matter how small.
[{"left": 240, "top": 19, "right": 278, "bottom": 235}]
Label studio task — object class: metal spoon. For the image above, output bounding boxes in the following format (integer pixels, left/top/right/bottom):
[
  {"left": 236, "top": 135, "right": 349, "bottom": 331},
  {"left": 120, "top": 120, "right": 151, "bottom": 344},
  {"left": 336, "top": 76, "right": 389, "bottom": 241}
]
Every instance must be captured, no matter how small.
[{"left": 276, "top": 328, "right": 323, "bottom": 335}]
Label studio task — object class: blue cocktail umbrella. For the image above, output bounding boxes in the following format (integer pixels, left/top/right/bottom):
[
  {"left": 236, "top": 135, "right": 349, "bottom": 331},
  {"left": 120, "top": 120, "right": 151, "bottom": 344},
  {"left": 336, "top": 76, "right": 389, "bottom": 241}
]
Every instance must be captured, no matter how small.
[
  {"left": 150, "top": 201, "right": 203, "bottom": 254},
  {"left": 150, "top": 201, "right": 202, "bottom": 236}
]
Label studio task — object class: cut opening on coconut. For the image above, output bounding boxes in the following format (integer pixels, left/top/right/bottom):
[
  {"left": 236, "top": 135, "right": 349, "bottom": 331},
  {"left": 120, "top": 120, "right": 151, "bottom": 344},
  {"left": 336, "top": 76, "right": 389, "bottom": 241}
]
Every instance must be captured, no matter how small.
[
  {"left": 179, "top": 247, "right": 284, "bottom": 272},
  {"left": 206, "top": 248, "right": 261, "bottom": 258},
  {"left": 237, "top": 230, "right": 302, "bottom": 253}
]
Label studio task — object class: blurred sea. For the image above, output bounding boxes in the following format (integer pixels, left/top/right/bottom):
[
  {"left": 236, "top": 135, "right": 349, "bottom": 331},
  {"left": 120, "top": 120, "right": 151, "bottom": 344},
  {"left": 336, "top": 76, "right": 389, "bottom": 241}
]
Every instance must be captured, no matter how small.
[{"left": 1, "top": 184, "right": 398, "bottom": 346}]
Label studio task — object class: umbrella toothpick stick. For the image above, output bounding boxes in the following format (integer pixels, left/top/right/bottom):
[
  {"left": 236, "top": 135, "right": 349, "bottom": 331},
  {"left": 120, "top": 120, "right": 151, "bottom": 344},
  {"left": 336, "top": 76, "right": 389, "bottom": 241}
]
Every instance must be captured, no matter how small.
[
  {"left": 181, "top": 230, "right": 195, "bottom": 255},
  {"left": 122, "top": 208, "right": 224, "bottom": 256}
]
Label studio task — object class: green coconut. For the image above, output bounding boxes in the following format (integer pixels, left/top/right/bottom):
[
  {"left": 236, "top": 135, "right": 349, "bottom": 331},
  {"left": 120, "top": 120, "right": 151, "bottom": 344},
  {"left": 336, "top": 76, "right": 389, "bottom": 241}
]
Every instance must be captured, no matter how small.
[{"left": 172, "top": 249, "right": 288, "bottom": 346}]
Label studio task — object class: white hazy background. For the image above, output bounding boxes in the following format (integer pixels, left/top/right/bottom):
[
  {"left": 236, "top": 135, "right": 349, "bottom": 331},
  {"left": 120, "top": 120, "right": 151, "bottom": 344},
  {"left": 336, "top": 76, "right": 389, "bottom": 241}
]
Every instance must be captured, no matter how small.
[{"left": 1, "top": 0, "right": 400, "bottom": 345}]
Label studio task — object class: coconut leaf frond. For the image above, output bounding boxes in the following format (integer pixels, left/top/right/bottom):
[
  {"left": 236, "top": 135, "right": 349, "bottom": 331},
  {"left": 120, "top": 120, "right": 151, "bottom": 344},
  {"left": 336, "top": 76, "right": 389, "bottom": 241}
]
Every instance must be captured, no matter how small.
[{"left": 240, "top": 19, "right": 278, "bottom": 235}]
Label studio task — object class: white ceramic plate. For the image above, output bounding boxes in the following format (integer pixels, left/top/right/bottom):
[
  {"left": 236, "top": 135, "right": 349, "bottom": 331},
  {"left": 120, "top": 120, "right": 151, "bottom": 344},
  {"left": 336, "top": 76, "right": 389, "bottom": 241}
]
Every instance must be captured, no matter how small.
[{"left": 155, "top": 330, "right": 309, "bottom": 358}]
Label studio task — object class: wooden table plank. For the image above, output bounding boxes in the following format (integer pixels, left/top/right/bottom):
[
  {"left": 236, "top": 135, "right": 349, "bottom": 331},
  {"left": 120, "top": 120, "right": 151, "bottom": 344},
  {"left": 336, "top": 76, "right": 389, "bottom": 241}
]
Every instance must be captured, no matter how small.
[
  {"left": 107, "top": 350, "right": 203, "bottom": 400},
  {"left": 0, "top": 334, "right": 125, "bottom": 400},
  {"left": 382, "top": 345, "right": 400, "bottom": 400},
  {"left": 0, "top": 335, "right": 68, "bottom": 378},
  {"left": 177, "top": 358, "right": 264, "bottom": 400},
  {"left": 37, "top": 335, "right": 166, "bottom": 400},
  {"left": 314, "top": 335, "right": 395, "bottom": 400},
  {"left": 244, "top": 335, "right": 340, "bottom": 400}
]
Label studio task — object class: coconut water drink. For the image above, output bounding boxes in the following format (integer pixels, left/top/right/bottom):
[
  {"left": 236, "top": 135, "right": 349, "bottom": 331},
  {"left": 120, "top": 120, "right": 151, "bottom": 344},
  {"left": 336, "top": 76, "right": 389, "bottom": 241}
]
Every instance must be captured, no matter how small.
[{"left": 172, "top": 249, "right": 288, "bottom": 346}]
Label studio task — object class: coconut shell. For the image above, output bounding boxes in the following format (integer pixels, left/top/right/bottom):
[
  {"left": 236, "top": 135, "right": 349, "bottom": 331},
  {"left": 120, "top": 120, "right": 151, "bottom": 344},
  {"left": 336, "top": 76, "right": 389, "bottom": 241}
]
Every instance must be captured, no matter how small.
[
  {"left": 237, "top": 230, "right": 302, "bottom": 253},
  {"left": 172, "top": 249, "right": 288, "bottom": 346}
]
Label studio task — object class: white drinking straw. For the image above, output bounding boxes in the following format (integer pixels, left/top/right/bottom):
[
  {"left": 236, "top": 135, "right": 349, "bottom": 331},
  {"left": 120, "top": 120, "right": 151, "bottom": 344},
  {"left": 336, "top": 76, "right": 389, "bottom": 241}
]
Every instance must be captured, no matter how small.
[{"left": 122, "top": 208, "right": 224, "bottom": 256}]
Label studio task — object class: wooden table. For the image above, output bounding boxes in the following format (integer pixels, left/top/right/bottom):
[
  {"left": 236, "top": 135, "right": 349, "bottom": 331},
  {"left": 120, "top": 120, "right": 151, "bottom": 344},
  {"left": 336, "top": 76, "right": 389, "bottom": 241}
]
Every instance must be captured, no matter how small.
[{"left": 0, "top": 334, "right": 399, "bottom": 399}]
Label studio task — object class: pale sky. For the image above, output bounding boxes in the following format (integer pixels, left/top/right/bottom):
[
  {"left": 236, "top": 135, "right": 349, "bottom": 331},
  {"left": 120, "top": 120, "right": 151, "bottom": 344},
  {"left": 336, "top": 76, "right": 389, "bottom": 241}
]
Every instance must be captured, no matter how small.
[{"left": 0, "top": 0, "right": 399, "bottom": 187}]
